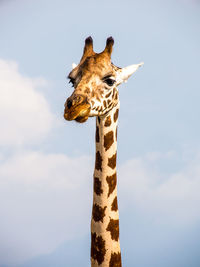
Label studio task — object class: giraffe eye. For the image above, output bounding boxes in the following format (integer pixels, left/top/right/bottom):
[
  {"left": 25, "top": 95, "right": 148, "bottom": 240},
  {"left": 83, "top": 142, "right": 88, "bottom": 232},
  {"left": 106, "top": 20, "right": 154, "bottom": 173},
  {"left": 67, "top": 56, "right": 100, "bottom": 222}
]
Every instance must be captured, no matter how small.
[{"left": 104, "top": 78, "right": 115, "bottom": 86}]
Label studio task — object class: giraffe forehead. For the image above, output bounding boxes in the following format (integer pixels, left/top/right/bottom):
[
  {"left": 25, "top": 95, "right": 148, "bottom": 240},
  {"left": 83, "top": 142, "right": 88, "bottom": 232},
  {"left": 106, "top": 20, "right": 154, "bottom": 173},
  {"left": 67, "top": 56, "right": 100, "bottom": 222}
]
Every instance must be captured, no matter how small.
[
  {"left": 81, "top": 64, "right": 114, "bottom": 80},
  {"left": 69, "top": 54, "right": 115, "bottom": 80},
  {"left": 83, "top": 53, "right": 112, "bottom": 68}
]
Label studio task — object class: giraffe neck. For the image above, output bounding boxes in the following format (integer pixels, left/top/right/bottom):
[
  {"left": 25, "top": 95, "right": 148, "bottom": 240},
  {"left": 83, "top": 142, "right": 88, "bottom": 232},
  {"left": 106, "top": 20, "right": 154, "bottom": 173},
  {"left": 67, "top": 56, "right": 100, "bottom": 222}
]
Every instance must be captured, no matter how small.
[{"left": 91, "top": 103, "right": 122, "bottom": 267}]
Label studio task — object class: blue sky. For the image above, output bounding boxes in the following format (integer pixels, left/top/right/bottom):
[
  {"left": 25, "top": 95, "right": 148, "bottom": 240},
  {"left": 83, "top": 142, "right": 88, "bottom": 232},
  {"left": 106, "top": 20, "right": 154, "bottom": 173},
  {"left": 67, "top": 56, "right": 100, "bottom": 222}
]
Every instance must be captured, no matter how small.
[{"left": 0, "top": 0, "right": 200, "bottom": 266}]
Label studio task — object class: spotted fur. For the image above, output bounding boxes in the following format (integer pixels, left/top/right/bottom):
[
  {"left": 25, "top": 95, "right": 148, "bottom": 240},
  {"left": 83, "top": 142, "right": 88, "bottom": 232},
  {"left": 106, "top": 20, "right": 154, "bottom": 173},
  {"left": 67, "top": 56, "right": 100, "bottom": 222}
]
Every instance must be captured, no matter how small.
[
  {"left": 92, "top": 204, "right": 107, "bottom": 223},
  {"left": 91, "top": 106, "right": 121, "bottom": 266},
  {"left": 109, "top": 252, "right": 122, "bottom": 267},
  {"left": 104, "top": 131, "right": 114, "bottom": 151},
  {"left": 108, "top": 153, "right": 117, "bottom": 169},
  {"left": 105, "top": 115, "right": 111, "bottom": 127},
  {"left": 94, "top": 177, "right": 103, "bottom": 196},
  {"left": 106, "top": 173, "right": 117, "bottom": 197},
  {"left": 91, "top": 232, "right": 106, "bottom": 265},
  {"left": 106, "top": 219, "right": 120, "bottom": 241},
  {"left": 111, "top": 196, "right": 118, "bottom": 212},
  {"left": 64, "top": 37, "right": 123, "bottom": 267},
  {"left": 95, "top": 151, "right": 102, "bottom": 171}
]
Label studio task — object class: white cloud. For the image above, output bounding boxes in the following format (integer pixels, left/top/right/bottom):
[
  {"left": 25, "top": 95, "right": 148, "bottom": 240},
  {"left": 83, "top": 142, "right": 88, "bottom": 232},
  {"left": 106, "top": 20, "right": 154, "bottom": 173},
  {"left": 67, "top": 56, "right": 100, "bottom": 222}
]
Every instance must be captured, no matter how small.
[
  {"left": 0, "top": 148, "right": 200, "bottom": 265},
  {"left": 119, "top": 151, "right": 200, "bottom": 227},
  {"left": 0, "top": 151, "right": 92, "bottom": 266},
  {"left": 0, "top": 59, "right": 54, "bottom": 146}
]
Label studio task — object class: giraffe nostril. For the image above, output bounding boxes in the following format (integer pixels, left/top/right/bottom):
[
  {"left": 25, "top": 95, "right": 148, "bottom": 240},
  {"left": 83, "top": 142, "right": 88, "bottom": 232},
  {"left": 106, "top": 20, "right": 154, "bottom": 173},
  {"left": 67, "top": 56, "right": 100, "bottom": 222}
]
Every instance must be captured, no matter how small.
[
  {"left": 66, "top": 95, "right": 86, "bottom": 110},
  {"left": 67, "top": 98, "right": 73, "bottom": 109}
]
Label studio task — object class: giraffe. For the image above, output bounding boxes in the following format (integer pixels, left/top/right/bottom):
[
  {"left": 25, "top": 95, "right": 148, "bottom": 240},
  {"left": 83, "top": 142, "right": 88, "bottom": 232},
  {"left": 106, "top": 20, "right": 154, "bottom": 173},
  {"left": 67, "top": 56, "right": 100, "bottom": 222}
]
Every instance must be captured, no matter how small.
[{"left": 64, "top": 36, "right": 143, "bottom": 267}]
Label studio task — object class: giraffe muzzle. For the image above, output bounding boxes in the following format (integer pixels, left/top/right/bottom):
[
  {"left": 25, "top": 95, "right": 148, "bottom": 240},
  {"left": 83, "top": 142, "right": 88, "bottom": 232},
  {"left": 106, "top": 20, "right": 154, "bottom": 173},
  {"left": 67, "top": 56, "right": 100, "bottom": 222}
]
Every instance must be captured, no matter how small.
[{"left": 64, "top": 94, "right": 91, "bottom": 123}]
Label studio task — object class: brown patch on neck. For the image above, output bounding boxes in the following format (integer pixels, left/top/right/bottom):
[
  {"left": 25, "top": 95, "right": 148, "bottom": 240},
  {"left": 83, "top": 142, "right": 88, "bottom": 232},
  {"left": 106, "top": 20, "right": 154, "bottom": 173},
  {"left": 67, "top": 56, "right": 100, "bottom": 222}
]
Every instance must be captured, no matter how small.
[
  {"left": 91, "top": 233, "right": 106, "bottom": 265},
  {"left": 112, "top": 88, "right": 116, "bottom": 98},
  {"left": 106, "top": 218, "right": 119, "bottom": 241},
  {"left": 108, "top": 153, "right": 117, "bottom": 169},
  {"left": 96, "top": 125, "right": 100, "bottom": 142},
  {"left": 104, "top": 131, "right": 114, "bottom": 151},
  {"left": 94, "top": 177, "right": 103, "bottom": 196},
  {"left": 111, "top": 196, "right": 118, "bottom": 211},
  {"left": 97, "top": 116, "right": 101, "bottom": 124},
  {"left": 95, "top": 151, "right": 102, "bottom": 171},
  {"left": 108, "top": 102, "right": 112, "bottom": 109},
  {"left": 109, "top": 252, "right": 122, "bottom": 267},
  {"left": 107, "top": 99, "right": 111, "bottom": 106},
  {"left": 113, "top": 109, "right": 119, "bottom": 122},
  {"left": 104, "top": 115, "right": 111, "bottom": 127},
  {"left": 92, "top": 204, "right": 107, "bottom": 223},
  {"left": 106, "top": 91, "right": 112, "bottom": 98},
  {"left": 106, "top": 173, "right": 117, "bottom": 197}
]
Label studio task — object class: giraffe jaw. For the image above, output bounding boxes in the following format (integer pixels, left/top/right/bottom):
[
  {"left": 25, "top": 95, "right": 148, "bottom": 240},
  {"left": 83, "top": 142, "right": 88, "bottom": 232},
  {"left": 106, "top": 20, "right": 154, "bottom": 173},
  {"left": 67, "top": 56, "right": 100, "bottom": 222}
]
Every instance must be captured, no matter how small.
[
  {"left": 64, "top": 102, "right": 91, "bottom": 123},
  {"left": 75, "top": 107, "right": 91, "bottom": 122}
]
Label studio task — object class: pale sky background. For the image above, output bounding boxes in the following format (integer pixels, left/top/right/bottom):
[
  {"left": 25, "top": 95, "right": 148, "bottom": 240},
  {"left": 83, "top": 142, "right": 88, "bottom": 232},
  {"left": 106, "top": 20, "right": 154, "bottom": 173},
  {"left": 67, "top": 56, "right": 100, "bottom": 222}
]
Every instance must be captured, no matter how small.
[{"left": 0, "top": 0, "right": 200, "bottom": 266}]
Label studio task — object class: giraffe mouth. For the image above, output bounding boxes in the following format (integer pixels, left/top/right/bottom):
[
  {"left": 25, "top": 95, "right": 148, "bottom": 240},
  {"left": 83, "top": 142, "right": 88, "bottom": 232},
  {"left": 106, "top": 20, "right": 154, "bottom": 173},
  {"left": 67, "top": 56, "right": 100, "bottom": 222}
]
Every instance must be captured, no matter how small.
[{"left": 64, "top": 102, "right": 91, "bottom": 123}]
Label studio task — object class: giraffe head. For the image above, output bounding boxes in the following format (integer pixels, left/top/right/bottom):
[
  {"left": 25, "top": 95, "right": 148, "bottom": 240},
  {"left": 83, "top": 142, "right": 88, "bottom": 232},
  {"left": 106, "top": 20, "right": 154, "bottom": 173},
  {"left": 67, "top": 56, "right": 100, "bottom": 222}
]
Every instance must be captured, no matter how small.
[{"left": 64, "top": 36, "right": 143, "bottom": 123}]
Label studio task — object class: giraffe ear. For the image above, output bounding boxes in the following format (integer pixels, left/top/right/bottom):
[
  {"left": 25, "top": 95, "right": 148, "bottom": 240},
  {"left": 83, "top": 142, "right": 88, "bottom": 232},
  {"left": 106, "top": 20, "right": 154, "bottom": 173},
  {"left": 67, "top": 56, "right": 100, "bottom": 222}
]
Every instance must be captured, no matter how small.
[
  {"left": 72, "top": 63, "right": 77, "bottom": 69},
  {"left": 116, "top": 62, "right": 144, "bottom": 84}
]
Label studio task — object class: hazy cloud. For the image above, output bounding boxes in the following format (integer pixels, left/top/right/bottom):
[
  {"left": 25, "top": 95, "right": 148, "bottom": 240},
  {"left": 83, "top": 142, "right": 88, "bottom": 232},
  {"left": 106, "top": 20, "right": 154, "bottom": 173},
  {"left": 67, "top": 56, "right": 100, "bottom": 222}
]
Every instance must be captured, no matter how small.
[
  {"left": 0, "top": 151, "right": 92, "bottom": 265},
  {"left": 0, "top": 59, "right": 54, "bottom": 146},
  {"left": 0, "top": 148, "right": 200, "bottom": 265},
  {"left": 119, "top": 150, "right": 200, "bottom": 227}
]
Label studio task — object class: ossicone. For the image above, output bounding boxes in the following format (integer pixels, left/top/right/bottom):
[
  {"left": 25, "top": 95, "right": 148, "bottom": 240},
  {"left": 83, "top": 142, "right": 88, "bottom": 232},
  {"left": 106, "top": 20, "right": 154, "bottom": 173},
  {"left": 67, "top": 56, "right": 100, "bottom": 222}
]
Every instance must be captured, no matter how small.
[
  {"left": 85, "top": 36, "right": 93, "bottom": 45},
  {"left": 81, "top": 36, "right": 94, "bottom": 60},
  {"left": 103, "top": 36, "right": 114, "bottom": 56}
]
